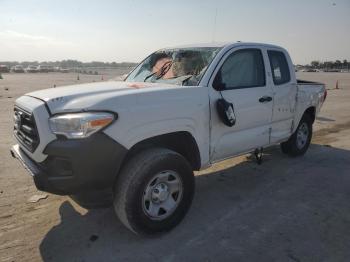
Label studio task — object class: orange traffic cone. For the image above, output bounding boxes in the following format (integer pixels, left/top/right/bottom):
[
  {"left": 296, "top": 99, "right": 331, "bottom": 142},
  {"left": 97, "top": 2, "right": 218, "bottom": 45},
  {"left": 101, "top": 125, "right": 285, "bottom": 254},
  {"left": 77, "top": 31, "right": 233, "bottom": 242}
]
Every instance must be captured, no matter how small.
[{"left": 336, "top": 80, "right": 339, "bottom": 89}]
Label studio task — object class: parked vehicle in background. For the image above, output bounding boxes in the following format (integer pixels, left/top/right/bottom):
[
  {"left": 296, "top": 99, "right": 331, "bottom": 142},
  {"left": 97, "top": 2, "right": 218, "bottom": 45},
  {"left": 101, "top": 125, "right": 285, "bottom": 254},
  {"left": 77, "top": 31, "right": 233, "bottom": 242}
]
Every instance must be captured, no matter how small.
[
  {"left": 60, "top": 67, "right": 69, "bottom": 73},
  {"left": 324, "top": 69, "right": 341, "bottom": 72},
  {"left": 11, "top": 42, "right": 326, "bottom": 235},
  {"left": 26, "top": 65, "right": 39, "bottom": 73},
  {"left": 0, "top": 65, "right": 10, "bottom": 73},
  {"left": 301, "top": 68, "right": 318, "bottom": 72},
  {"left": 46, "top": 65, "right": 54, "bottom": 72},
  {"left": 11, "top": 65, "right": 25, "bottom": 73},
  {"left": 37, "top": 65, "right": 49, "bottom": 73}
]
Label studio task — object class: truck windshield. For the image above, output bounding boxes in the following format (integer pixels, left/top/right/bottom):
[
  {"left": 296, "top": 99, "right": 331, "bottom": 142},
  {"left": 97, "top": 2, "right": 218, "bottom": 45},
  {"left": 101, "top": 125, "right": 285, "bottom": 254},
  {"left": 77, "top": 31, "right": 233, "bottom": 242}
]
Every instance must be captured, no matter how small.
[{"left": 125, "top": 47, "right": 222, "bottom": 86}]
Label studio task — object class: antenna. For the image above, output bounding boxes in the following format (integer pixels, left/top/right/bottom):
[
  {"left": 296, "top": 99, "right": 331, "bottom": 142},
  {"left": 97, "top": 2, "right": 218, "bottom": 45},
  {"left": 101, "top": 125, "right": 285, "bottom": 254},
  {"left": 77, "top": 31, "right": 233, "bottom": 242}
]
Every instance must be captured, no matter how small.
[{"left": 212, "top": 7, "right": 218, "bottom": 43}]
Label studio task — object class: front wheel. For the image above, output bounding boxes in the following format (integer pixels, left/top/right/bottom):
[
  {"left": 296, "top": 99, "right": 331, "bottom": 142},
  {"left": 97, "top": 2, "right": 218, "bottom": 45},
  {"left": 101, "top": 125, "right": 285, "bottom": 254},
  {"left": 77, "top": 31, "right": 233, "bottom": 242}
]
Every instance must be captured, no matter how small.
[
  {"left": 113, "top": 148, "right": 194, "bottom": 235},
  {"left": 281, "top": 114, "right": 313, "bottom": 157}
]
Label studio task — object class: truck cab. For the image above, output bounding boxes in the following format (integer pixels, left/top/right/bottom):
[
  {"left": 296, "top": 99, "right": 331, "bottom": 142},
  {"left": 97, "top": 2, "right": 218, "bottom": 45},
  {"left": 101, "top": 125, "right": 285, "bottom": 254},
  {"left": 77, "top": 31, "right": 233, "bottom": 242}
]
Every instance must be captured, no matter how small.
[{"left": 11, "top": 42, "right": 326, "bottom": 235}]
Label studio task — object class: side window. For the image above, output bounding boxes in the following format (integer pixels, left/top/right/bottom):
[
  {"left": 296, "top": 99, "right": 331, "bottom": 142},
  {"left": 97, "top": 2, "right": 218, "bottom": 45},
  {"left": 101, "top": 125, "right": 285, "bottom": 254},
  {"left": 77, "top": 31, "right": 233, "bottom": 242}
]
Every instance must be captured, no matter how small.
[
  {"left": 214, "top": 49, "right": 265, "bottom": 90},
  {"left": 267, "top": 50, "right": 291, "bottom": 85}
]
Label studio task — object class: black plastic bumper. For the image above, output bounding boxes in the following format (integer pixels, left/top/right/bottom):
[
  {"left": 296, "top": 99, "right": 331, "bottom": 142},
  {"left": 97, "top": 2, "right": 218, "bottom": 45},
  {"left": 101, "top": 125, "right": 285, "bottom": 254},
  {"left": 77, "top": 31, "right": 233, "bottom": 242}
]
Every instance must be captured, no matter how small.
[{"left": 11, "top": 133, "right": 127, "bottom": 195}]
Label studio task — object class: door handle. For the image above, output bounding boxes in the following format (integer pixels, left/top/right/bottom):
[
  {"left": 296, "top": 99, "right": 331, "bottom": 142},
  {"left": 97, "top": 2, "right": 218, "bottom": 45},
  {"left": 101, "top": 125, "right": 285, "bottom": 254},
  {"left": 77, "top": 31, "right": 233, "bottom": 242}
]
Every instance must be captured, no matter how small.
[{"left": 259, "top": 96, "right": 272, "bottom": 103}]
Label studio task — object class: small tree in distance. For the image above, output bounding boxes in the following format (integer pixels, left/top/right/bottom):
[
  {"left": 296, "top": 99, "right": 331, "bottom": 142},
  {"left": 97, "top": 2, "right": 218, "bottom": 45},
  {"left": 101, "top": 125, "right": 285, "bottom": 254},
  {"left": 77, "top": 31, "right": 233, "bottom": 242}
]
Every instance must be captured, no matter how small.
[{"left": 311, "top": 61, "right": 320, "bottom": 68}]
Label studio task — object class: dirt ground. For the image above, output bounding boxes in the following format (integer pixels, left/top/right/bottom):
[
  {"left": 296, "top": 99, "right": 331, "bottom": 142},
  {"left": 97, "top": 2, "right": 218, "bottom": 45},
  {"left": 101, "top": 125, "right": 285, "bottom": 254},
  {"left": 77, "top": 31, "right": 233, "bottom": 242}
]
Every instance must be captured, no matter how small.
[{"left": 0, "top": 71, "right": 350, "bottom": 262}]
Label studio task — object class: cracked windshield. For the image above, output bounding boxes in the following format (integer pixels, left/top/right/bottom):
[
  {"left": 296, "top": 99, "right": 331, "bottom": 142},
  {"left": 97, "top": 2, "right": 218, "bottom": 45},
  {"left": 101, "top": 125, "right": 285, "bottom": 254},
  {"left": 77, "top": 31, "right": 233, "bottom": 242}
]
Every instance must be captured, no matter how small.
[{"left": 126, "top": 47, "right": 222, "bottom": 86}]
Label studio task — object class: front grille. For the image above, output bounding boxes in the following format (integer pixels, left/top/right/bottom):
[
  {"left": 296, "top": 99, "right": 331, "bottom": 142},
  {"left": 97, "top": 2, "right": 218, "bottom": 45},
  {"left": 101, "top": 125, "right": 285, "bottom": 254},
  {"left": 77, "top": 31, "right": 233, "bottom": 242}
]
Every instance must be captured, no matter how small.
[{"left": 14, "top": 107, "right": 40, "bottom": 152}]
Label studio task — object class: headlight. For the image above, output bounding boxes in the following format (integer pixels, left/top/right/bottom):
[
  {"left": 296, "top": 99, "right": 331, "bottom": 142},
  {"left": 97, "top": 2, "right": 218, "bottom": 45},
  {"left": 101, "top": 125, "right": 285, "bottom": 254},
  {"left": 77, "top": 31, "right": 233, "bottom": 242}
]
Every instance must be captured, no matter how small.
[{"left": 49, "top": 112, "right": 115, "bottom": 139}]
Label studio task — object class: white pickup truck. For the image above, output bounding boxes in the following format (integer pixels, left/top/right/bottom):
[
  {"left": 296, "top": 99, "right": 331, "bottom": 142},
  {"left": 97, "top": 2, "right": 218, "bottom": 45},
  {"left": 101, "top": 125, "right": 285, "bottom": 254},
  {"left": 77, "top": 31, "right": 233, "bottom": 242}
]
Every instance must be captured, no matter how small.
[{"left": 11, "top": 42, "right": 326, "bottom": 235}]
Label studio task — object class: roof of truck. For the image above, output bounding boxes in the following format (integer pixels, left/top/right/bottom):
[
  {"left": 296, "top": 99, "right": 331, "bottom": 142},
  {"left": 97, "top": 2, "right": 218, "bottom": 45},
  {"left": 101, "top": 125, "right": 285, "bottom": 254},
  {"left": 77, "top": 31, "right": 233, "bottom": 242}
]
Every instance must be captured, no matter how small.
[{"left": 165, "top": 41, "right": 284, "bottom": 50}]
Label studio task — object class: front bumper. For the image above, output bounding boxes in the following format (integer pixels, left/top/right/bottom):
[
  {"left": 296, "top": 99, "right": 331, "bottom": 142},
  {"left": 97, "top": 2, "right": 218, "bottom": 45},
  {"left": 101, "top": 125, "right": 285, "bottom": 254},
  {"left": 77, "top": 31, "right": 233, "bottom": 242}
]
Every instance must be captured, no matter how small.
[
  {"left": 11, "top": 133, "right": 127, "bottom": 195},
  {"left": 11, "top": 144, "right": 41, "bottom": 177}
]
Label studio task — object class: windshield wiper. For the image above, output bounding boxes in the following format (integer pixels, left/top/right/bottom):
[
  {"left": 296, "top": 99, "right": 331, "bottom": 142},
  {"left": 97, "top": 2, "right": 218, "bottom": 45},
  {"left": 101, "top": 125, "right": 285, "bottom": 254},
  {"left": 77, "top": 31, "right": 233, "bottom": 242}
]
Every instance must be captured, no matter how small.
[
  {"left": 181, "top": 75, "right": 193, "bottom": 85},
  {"left": 156, "top": 61, "right": 172, "bottom": 80},
  {"left": 143, "top": 72, "right": 156, "bottom": 82},
  {"left": 143, "top": 61, "right": 173, "bottom": 82}
]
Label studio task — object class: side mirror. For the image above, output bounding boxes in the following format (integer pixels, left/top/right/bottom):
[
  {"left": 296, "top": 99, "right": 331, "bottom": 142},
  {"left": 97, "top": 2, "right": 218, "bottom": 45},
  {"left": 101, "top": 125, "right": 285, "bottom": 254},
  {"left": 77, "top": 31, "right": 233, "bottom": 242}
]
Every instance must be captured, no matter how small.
[{"left": 213, "top": 71, "right": 225, "bottom": 91}]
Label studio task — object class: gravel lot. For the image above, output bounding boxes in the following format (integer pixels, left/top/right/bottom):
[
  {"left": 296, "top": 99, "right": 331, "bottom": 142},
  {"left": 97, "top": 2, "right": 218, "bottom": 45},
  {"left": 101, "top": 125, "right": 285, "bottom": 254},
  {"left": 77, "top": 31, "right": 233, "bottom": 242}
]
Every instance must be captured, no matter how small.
[{"left": 0, "top": 71, "right": 350, "bottom": 262}]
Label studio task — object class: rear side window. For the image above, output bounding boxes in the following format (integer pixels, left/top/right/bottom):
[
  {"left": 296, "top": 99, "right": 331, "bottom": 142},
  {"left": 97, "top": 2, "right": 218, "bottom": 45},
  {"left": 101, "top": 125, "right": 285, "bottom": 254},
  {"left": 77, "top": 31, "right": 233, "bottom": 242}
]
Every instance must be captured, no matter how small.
[
  {"left": 216, "top": 49, "right": 265, "bottom": 90},
  {"left": 267, "top": 50, "right": 291, "bottom": 85}
]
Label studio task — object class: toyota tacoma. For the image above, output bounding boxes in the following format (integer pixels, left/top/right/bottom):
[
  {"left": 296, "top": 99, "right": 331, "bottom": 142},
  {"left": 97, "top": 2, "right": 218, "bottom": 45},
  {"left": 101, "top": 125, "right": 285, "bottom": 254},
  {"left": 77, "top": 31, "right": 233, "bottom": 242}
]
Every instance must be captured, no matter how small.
[{"left": 11, "top": 42, "right": 326, "bottom": 235}]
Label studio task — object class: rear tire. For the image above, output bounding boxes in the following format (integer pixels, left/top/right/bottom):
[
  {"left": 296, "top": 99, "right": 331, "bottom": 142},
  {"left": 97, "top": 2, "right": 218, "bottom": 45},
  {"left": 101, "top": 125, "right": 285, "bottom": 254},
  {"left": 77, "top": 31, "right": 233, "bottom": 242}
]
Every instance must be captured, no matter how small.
[
  {"left": 113, "top": 148, "right": 194, "bottom": 235},
  {"left": 281, "top": 114, "right": 313, "bottom": 157}
]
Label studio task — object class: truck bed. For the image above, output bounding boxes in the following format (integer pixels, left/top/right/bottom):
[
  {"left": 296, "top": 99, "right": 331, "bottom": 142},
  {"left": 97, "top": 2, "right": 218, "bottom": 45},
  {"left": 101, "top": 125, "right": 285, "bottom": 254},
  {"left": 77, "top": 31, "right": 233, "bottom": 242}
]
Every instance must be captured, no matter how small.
[{"left": 297, "top": 79, "right": 324, "bottom": 86}]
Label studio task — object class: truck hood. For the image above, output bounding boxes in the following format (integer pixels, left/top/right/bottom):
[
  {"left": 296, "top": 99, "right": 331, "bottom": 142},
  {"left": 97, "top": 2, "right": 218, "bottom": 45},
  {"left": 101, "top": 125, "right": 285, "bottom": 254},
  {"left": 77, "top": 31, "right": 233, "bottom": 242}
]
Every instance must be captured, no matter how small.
[{"left": 26, "top": 81, "right": 179, "bottom": 114}]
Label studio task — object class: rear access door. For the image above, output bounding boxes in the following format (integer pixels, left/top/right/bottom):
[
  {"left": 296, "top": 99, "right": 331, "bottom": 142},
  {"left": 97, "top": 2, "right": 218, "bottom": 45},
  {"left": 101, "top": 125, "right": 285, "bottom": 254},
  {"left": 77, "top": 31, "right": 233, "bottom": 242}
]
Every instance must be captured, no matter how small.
[{"left": 267, "top": 49, "right": 297, "bottom": 143}]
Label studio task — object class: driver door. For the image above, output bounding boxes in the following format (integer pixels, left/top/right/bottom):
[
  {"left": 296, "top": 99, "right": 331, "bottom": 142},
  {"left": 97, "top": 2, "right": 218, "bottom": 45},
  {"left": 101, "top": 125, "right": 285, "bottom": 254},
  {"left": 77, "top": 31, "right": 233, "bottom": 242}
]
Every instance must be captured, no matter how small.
[{"left": 209, "top": 47, "right": 274, "bottom": 162}]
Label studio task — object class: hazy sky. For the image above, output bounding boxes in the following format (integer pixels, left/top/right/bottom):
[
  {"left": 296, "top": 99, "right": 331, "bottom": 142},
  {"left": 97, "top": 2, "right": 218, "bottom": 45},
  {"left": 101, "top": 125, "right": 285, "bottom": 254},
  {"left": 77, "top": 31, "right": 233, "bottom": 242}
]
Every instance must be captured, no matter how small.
[{"left": 0, "top": 0, "right": 349, "bottom": 64}]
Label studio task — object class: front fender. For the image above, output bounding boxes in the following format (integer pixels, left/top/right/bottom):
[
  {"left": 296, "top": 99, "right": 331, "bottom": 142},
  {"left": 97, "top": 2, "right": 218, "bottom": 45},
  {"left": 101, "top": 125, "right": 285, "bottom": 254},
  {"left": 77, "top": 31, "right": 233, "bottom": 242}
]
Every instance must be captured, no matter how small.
[
  {"left": 104, "top": 117, "right": 209, "bottom": 167},
  {"left": 121, "top": 118, "right": 197, "bottom": 148}
]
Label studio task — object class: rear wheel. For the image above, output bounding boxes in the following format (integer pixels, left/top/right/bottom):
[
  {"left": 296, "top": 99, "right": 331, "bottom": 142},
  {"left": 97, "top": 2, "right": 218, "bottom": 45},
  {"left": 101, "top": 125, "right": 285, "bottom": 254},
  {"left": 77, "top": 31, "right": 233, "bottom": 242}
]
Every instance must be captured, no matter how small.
[
  {"left": 113, "top": 148, "right": 194, "bottom": 235},
  {"left": 281, "top": 114, "right": 313, "bottom": 157}
]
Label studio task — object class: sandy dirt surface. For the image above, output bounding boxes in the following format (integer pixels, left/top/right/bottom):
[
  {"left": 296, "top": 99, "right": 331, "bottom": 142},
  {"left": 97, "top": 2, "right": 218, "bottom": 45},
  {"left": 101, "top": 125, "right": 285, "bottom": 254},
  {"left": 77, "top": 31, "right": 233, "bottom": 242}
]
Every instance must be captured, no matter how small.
[{"left": 0, "top": 71, "right": 350, "bottom": 261}]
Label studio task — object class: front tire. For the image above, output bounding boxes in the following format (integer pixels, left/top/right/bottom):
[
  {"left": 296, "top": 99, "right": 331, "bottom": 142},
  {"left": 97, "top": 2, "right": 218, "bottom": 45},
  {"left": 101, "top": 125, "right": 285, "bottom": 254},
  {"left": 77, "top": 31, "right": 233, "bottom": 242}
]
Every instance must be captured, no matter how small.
[
  {"left": 113, "top": 148, "right": 194, "bottom": 235},
  {"left": 281, "top": 114, "right": 313, "bottom": 157}
]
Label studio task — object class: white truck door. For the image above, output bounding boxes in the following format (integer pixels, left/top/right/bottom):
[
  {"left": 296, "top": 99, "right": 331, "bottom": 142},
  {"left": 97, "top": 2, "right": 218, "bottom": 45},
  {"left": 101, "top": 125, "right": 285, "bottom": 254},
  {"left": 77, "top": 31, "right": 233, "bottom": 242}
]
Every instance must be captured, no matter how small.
[
  {"left": 209, "top": 47, "right": 274, "bottom": 162},
  {"left": 266, "top": 49, "right": 297, "bottom": 143}
]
